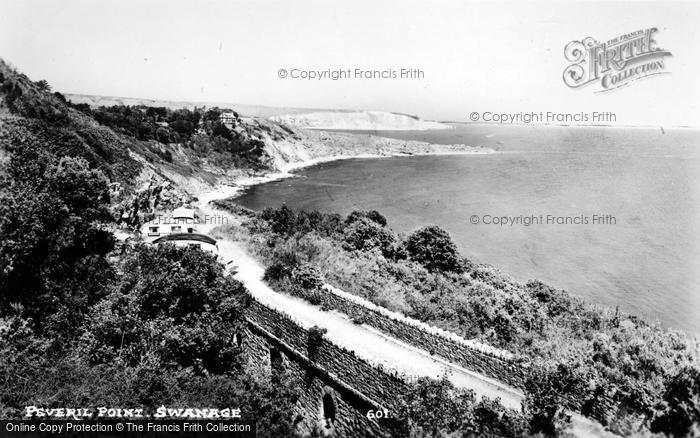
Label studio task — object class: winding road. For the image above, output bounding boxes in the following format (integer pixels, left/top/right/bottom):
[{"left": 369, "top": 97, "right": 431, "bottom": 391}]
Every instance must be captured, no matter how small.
[{"left": 197, "top": 185, "right": 524, "bottom": 409}]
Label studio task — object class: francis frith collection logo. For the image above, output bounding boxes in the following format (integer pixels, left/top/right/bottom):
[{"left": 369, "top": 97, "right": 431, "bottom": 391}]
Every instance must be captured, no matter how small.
[{"left": 563, "top": 28, "right": 672, "bottom": 92}]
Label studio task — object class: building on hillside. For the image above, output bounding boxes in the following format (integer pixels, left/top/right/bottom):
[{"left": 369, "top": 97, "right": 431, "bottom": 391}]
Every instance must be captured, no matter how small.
[
  {"left": 152, "top": 232, "right": 219, "bottom": 256},
  {"left": 143, "top": 207, "right": 197, "bottom": 238},
  {"left": 220, "top": 111, "right": 236, "bottom": 129}
]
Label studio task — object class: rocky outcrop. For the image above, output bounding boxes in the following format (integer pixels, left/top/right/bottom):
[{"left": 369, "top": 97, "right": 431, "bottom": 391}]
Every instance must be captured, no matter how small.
[{"left": 113, "top": 176, "right": 190, "bottom": 228}]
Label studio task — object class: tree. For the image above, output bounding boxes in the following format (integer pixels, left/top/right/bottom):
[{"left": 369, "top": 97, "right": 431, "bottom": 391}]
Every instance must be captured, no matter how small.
[
  {"left": 403, "top": 225, "right": 464, "bottom": 273},
  {"left": 342, "top": 217, "right": 396, "bottom": 258},
  {"left": 212, "top": 122, "right": 232, "bottom": 140},
  {"left": 0, "top": 141, "right": 115, "bottom": 334},
  {"left": 34, "top": 79, "right": 51, "bottom": 92},
  {"left": 145, "top": 106, "right": 167, "bottom": 122},
  {"left": 80, "top": 244, "right": 250, "bottom": 374},
  {"left": 346, "top": 210, "right": 387, "bottom": 227},
  {"left": 523, "top": 361, "right": 587, "bottom": 436},
  {"left": 261, "top": 205, "right": 298, "bottom": 235}
]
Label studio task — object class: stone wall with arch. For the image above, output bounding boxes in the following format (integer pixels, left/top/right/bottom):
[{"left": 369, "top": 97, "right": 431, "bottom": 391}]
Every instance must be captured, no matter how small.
[{"left": 242, "top": 299, "right": 407, "bottom": 437}]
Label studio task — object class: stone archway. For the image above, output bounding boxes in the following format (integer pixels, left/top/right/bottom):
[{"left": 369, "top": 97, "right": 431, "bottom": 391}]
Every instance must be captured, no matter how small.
[{"left": 270, "top": 347, "right": 284, "bottom": 370}]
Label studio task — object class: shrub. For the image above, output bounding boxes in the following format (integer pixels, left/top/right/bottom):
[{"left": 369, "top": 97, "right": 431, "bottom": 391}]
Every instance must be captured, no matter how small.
[
  {"left": 264, "top": 262, "right": 293, "bottom": 282},
  {"left": 346, "top": 210, "right": 387, "bottom": 227},
  {"left": 291, "top": 263, "right": 324, "bottom": 290},
  {"left": 403, "top": 225, "right": 464, "bottom": 273},
  {"left": 307, "top": 326, "right": 327, "bottom": 360},
  {"left": 80, "top": 244, "right": 249, "bottom": 374},
  {"left": 261, "top": 205, "right": 297, "bottom": 235},
  {"left": 0, "top": 144, "right": 115, "bottom": 335},
  {"left": 342, "top": 217, "right": 396, "bottom": 258},
  {"left": 260, "top": 206, "right": 345, "bottom": 237},
  {"left": 400, "top": 377, "right": 528, "bottom": 437},
  {"left": 297, "top": 210, "right": 345, "bottom": 236},
  {"left": 523, "top": 361, "right": 587, "bottom": 435},
  {"left": 526, "top": 280, "right": 573, "bottom": 317},
  {"left": 651, "top": 366, "right": 700, "bottom": 437}
]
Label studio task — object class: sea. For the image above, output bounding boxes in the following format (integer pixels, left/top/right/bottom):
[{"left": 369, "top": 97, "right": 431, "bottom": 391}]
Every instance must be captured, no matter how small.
[{"left": 235, "top": 124, "right": 700, "bottom": 335}]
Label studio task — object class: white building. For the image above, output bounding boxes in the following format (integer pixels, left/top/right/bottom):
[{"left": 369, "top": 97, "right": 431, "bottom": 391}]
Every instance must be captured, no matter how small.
[
  {"left": 220, "top": 111, "right": 236, "bottom": 129},
  {"left": 143, "top": 208, "right": 223, "bottom": 259},
  {"left": 144, "top": 207, "right": 197, "bottom": 239}
]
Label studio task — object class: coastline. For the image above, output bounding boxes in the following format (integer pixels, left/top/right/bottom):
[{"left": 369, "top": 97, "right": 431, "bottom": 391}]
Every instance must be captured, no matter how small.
[
  {"left": 208, "top": 147, "right": 497, "bottom": 203},
  {"left": 196, "top": 141, "right": 698, "bottom": 337}
]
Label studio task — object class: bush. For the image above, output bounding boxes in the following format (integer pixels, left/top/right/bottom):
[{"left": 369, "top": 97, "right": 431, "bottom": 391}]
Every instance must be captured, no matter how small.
[
  {"left": 651, "top": 366, "right": 700, "bottom": 437},
  {"left": 342, "top": 217, "right": 397, "bottom": 258},
  {"left": 403, "top": 225, "right": 464, "bottom": 273},
  {"left": 526, "top": 280, "right": 573, "bottom": 317},
  {"left": 291, "top": 263, "right": 324, "bottom": 290},
  {"left": 346, "top": 210, "right": 387, "bottom": 227},
  {"left": 264, "top": 262, "right": 294, "bottom": 282},
  {"left": 261, "top": 205, "right": 297, "bottom": 235},
  {"left": 260, "top": 206, "right": 345, "bottom": 237},
  {"left": 0, "top": 143, "right": 115, "bottom": 335},
  {"left": 523, "top": 361, "right": 587, "bottom": 435},
  {"left": 307, "top": 326, "right": 327, "bottom": 360},
  {"left": 400, "top": 377, "right": 528, "bottom": 437},
  {"left": 80, "top": 244, "right": 249, "bottom": 374}
]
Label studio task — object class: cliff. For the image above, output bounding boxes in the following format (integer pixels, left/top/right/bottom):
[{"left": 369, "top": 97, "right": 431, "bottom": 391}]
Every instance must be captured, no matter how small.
[{"left": 271, "top": 110, "right": 451, "bottom": 131}]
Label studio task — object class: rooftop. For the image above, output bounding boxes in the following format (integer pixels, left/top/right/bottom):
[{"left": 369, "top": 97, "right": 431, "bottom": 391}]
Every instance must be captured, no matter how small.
[{"left": 152, "top": 233, "right": 217, "bottom": 245}]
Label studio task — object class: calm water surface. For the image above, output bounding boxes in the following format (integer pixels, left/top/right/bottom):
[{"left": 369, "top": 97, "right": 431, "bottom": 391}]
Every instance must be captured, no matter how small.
[{"left": 236, "top": 125, "right": 700, "bottom": 334}]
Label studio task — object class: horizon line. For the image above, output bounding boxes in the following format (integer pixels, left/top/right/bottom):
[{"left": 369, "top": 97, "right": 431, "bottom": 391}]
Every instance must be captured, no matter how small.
[{"left": 63, "top": 92, "right": 699, "bottom": 130}]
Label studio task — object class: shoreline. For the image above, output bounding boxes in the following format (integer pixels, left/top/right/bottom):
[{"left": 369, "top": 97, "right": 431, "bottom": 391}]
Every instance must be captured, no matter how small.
[
  {"left": 194, "top": 148, "right": 697, "bottom": 338},
  {"left": 205, "top": 148, "right": 497, "bottom": 204}
]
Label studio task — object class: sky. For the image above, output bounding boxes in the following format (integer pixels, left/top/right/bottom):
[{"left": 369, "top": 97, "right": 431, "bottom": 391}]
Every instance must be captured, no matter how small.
[{"left": 0, "top": 0, "right": 698, "bottom": 126}]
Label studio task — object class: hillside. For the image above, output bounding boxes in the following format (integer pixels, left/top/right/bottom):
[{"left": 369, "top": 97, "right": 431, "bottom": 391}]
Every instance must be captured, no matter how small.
[
  {"left": 0, "top": 60, "right": 482, "bottom": 230},
  {"left": 0, "top": 60, "right": 258, "bottom": 225}
]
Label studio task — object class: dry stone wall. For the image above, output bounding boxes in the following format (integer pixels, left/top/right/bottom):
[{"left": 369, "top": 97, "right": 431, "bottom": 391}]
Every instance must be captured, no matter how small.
[{"left": 302, "top": 285, "right": 529, "bottom": 389}]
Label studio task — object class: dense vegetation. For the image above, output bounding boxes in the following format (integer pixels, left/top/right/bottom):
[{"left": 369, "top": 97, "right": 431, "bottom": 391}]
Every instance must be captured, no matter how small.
[
  {"left": 0, "top": 133, "right": 306, "bottom": 435},
  {"left": 0, "top": 58, "right": 290, "bottom": 197},
  {"left": 401, "top": 377, "right": 528, "bottom": 437},
  {"left": 0, "top": 64, "right": 303, "bottom": 435},
  {"left": 69, "top": 103, "right": 288, "bottom": 170},
  {"left": 0, "top": 61, "right": 541, "bottom": 437},
  {"left": 229, "top": 204, "right": 700, "bottom": 437}
]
